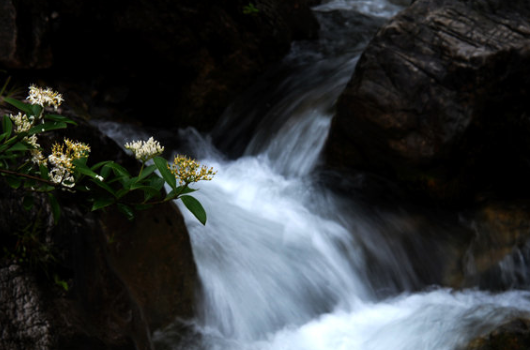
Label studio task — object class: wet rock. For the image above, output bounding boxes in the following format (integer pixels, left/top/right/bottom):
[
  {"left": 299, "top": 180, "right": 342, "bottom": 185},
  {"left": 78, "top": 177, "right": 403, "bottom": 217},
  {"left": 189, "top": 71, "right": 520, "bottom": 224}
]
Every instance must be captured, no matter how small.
[
  {"left": 446, "top": 201, "right": 530, "bottom": 290},
  {"left": 327, "top": 0, "right": 530, "bottom": 204},
  {"left": 466, "top": 318, "right": 530, "bottom": 350}
]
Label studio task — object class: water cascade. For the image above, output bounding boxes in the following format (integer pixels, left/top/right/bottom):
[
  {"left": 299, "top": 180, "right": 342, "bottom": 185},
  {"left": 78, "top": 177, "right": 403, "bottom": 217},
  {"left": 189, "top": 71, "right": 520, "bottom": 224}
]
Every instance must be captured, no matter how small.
[{"left": 98, "top": 0, "right": 530, "bottom": 349}]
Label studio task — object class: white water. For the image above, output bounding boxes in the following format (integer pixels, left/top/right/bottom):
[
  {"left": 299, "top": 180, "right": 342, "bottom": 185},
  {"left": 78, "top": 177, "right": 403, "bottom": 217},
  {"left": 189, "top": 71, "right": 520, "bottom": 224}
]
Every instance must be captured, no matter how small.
[{"left": 96, "top": 0, "right": 530, "bottom": 349}]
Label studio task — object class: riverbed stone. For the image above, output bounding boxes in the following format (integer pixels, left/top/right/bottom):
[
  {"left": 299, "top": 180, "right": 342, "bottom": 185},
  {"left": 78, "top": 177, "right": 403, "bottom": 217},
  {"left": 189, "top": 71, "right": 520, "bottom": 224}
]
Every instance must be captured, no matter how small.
[{"left": 327, "top": 0, "right": 530, "bottom": 203}]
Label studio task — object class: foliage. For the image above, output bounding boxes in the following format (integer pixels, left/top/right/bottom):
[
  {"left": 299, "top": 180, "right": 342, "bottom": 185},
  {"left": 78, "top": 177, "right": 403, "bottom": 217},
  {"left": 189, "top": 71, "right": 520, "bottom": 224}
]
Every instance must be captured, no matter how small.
[
  {"left": 0, "top": 85, "right": 215, "bottom": 226},
  {"left": 243, "top": 2, "right": 259, "bottom": 15}
]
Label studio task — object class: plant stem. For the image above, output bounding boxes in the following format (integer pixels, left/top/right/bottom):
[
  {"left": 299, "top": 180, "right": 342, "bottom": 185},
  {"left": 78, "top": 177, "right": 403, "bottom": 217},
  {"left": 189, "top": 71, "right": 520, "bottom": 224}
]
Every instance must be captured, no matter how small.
[
  {"left": 138, "top": 162, "right": 145, "bottom": 178},
  {"left": 0, "top": 168, "right": 56, "bottom": 186}
]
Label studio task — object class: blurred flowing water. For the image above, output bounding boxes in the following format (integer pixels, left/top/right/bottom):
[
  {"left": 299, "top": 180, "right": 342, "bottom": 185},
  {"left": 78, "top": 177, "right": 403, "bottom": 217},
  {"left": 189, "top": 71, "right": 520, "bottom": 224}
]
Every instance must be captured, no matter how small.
[{"left": 97, "top": 0, "right": 530, "bottom": 349}]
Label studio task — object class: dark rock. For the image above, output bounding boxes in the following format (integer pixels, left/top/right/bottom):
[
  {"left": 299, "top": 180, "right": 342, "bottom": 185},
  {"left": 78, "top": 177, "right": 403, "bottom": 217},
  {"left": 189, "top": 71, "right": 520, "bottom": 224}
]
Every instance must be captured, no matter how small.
[
  {"left": 327, "top": 0, "right": 530, "bottom": 204},
  {"left": 0, "top": 116, "right": 198, "bottom": 349},
  {"left": 100, "top": 202, "right": 197, "bottom": 332},
  {"left": 465, "top": 318, "right": 530, "bottom": 350},
  {"left": 445, "top": 200, "right": 530, "bottom": 290},
  {"left": 1, "top": 0, "right": 319, "bottom": 131},
  {"left": 0, "top": 0, "right": 53, "bottom": 68},
  {"left": 0, "top": 264, "right": 53, "bottom": 350}
]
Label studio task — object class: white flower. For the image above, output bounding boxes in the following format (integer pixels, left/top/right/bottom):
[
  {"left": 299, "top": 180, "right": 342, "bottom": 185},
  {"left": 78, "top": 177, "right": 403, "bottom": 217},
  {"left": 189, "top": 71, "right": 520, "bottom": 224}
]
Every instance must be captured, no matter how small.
[
  {"left": 95, "top": 175, "right": 104, "bottom": 181},
  {"left": 9, "top": 112, "right": 33, "bottom": 133},
  {"left": 27, "top": 85, "right": 64, "bottom": 111},
  {"left": 30, "top": 149, "right": 47, "bottom": 166},
  {"left": 24, "top": 134, "right": 39, "bottom": 149},
  {"left": 124, "top": 137, "right": 164, "bottom": 162},
  {"left": 50, "top": 166, "right": 75, "bottom": 188}
]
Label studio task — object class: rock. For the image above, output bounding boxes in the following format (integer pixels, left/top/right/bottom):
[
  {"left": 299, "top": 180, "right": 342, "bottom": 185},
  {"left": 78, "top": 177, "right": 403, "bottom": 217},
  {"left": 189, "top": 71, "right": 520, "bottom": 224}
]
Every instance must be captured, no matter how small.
[
  {"left": 465, "top": 318, "right": 530, "bottom": 350},
  {"left": 0, "top": 265, "right": 53, "bottom": 350},
  {"left": 0, "top": 0, "right": 319, "bottom": 131},
  {"left": 446, "top": 201, "right": 530, "bottom": 290},
  {"left": 0, "top": 0, "right": 53, "bottom": 68},
  {"left": 327, "top": 0, "right": 530, "bottom": 203},
  {"left": 100, "top": 202, "right": 197, "bottom": 332},
  {"left": 0, "top": 116, "right": 198, "bottom": 349}
]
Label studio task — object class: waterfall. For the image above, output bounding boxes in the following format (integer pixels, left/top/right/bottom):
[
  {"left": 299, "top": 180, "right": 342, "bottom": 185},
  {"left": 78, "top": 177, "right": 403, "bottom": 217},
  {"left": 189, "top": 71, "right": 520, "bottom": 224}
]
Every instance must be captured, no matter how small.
[{"left": 96, "top": 0, "right": 530, "bottom": 349}]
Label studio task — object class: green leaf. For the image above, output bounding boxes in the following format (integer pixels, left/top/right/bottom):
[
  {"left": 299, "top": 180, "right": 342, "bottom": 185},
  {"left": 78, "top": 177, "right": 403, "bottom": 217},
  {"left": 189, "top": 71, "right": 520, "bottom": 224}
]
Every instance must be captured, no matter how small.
[
  {"left": 104, "top": 162, "right": 131, "bottom": 178},
  {"left": 121, "top": 177, "right": 137, "bottom": 190},
  {"left": 7, "top": 142, "right": 31, "bottom": 152},
  {"left": 100, "top": 164, "right": 112, "bottom": 180},
  {"left": 54, "top": 274, "right": 69, "bottom": 291},
  {"left": 116, "top": 188, "right": 129, "bottom": 199},
  {"left": 28, "top": 121, "right": 67, "bottom": 135},
  {"left": 149, "top": 176, "right": 165, "bottom": 191},
  {"left": 23, "top": 195, "right": 34, "bottom": 210},
  {"left": 178, "top": 185, "right": 196, "bottom": 195},
  {"left": 165, "top": 185, "right": 196, "bottom": 201},
  {"left": 180, "top": 195, "right": 207, "bottom": 225},
  {"left": 117, "top": 203, "right": 134, "bottom": 221},
  {"left": 138, "top": 164, "right": 157, "bottom": 181},
  {"left": 5, "top": 175, "right": 21, "bottom": 189},
  {"left": 47, "top": 193, "right": 61, "bottom": 224},
  {"left": 89, "top": 179, "right": 116, "bottom": 197},
  {"left": 44, "top": 114, "right": 77, "bottom": 125},
  {"left": 90, "top": 160, "right": 112, "bottom": 172},
  {"left": 153, "top": 156, "right": 176, "bottom": 190},
  {"left": 2, "top": 115, "right": 13, "bottom": 139},
  {"left": 72, "top": 158, "right": 99, "bottom": 178},
  {"left": 3, "top": 97, "right": 34, "bottom": 115},
  {"left": 92, "top": 197, "right": 115, "bottom": 211},
  {"left": 30, "top": 104, "right": 43, "bottom": 118},
  {"left": 129, "top": 184, "right": 160, "bottom": 201},
  {"left": 39, "top": 164, "right": 49, "bottom": 180}
]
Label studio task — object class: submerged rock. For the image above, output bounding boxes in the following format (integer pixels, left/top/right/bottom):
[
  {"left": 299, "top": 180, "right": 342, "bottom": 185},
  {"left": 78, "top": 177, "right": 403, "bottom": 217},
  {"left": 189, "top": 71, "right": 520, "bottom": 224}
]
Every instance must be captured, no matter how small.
[
  {"left": 466, "top": 318, "right": 530, "bottom": 350},
  {"left": 447, "top": 201, "right": 530, "bottom": 290},
  {"left": 327, "top": 0, "right": 530, "bottom": 203}
]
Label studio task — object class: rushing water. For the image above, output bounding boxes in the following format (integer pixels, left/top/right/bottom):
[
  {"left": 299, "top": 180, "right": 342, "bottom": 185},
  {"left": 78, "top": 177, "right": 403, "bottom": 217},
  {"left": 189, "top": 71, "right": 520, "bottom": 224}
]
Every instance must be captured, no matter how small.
[{"left": 97, "top": 0, "right": 530, "bottom": 349}]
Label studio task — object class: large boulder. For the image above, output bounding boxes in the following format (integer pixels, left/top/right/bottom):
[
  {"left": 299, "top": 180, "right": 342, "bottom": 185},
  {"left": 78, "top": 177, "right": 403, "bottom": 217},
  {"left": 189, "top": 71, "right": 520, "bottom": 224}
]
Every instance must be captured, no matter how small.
[
  {"left": 0, "top": 116, "right": 198, "bottom": 349},
  {"left": 1, "top": 0, "right": 319, "bottom": 130},
  {"left": 327, "top": 0, "right": 530, "bottom": 203}
]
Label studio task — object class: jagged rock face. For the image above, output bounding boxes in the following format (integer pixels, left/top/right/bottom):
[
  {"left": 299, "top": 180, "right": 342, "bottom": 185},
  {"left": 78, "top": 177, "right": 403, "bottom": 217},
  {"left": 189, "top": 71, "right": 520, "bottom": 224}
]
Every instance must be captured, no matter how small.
[
  {"left": 0, "top": 265, "right": 53, "bottom": 350},
  {"left": 327, "top": 0, "right": 530, "bottom": 203},
  {"left": 0, "top": 0, "right": 319, "bottom": 130}
]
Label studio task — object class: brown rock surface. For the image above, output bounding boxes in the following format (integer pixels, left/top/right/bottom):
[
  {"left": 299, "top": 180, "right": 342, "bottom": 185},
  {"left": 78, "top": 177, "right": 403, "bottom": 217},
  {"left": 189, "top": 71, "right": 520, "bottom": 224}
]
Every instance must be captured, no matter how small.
[{"left": 327, "top": 0, "right": 530, "bottom": 203}]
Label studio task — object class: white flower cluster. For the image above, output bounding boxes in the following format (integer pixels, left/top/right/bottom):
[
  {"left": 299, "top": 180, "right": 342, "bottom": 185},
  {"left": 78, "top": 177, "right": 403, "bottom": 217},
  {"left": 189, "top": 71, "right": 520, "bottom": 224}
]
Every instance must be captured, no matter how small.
[
  {"left": 27, "top": 85, "right": 64, "bottom": 110},
  {"left": 47, "top": 139, "right": 91, "bottom": 188},
  {"left": 10, "top": 112, "right": 32, "bottom": 133},
  {"left": 124, "top": 137, "right": 164, "bottom": 162},
  {"left": 49, "top": 166, "right": 75, "bottom": 188}
]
